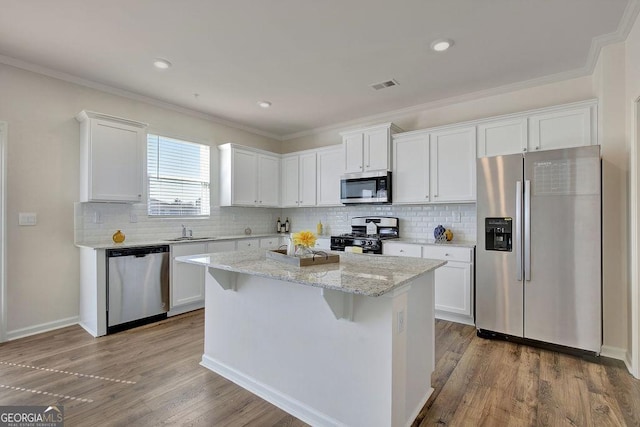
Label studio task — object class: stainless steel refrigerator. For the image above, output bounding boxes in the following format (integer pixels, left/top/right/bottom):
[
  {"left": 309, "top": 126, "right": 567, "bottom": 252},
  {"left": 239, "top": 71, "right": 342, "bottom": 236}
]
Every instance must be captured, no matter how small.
[{"left": 476, "top": 145, "right": 601, "bottom": 353}]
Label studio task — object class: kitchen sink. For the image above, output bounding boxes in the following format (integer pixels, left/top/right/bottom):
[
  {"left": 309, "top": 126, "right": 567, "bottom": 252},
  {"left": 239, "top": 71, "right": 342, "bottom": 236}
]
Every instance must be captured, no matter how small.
[{"left": 165, "top": 236, "right": 216, "bottom": 242}]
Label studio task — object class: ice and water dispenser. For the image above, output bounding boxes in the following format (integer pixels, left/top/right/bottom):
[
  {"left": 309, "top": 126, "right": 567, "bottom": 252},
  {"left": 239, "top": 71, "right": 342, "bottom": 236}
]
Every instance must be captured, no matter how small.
[{"left": 485, "top": 218, "right": 512, "bottom": 251}]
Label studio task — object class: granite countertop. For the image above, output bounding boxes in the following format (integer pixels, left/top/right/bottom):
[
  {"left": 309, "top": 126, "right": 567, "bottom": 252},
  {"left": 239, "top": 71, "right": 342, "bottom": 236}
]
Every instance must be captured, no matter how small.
[
  {"left": 391, "top": 238, "right": 476, "bottom": 248},
  {"left": 75, "top": 233, "right": 283, "bottom": 249},
  {"left": 177, "top": 248, "right": 446, "bottom": 297}
]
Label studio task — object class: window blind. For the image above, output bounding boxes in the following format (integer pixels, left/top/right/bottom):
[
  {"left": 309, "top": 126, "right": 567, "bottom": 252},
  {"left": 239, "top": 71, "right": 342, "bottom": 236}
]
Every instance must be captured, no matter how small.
[{"left": 147, "top": 134, "right": 210, "bottom": 216}]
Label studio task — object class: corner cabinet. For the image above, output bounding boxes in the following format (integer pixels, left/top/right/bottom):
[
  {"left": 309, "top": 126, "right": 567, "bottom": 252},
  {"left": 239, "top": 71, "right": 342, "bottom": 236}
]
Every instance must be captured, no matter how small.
[
  {"left": 341, "top": 123, "right": 402, "bottom": 173},
  {"left": 383, "top": 242, "right": 475, "bottom": 326},
  {"left": 219, "top": 144, "right": 280, "bottom": 207},
  {"left": 392, "top": 125, "right": 476, "bottom": 204},
  {"left": 76, "top": 110, "right": 147, "bottom": 203}
]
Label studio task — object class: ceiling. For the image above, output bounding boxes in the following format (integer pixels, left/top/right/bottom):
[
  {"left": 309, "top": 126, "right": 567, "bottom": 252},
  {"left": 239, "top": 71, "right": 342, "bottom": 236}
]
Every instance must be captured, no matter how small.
[{"left": 0, "top": 0, "right": 634, "bottom": 139}]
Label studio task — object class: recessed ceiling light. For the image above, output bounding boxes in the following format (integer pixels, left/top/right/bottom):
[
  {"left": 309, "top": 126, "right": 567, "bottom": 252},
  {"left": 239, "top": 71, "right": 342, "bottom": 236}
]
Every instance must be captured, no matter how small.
[
  {"left": 258, "top": 101, "right": 272, "bottom": 108},
  {"left": 431, "top": 39, "right": 454, "bottom": 52},
  {"left": 153, "top": 58, "right": 172, "bottom": 69}
]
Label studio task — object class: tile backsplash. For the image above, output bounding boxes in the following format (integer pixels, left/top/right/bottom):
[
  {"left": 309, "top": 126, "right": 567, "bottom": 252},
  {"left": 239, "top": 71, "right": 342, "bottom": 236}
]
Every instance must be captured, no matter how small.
[
  {"left": 75, "top": 202, "right": 476, "bottom": 244},
  {"left": 282, "top": 203, "right": 476, "bottom": 242},
  {"left": 75, "top": 203, "right": 282, "bottom": 244}
]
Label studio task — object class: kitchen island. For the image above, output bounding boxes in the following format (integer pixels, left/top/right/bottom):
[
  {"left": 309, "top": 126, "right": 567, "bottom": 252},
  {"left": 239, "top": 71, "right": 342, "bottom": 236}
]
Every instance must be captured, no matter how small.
[{"left": 177, "top": 249, "right": 446, "bottom": 427}]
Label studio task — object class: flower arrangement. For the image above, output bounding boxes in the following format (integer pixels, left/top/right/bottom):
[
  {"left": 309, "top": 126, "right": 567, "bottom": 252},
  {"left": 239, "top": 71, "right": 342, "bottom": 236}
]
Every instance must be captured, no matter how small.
[{"left": 292, "top": 230, "right": 317, "bottom": 250}]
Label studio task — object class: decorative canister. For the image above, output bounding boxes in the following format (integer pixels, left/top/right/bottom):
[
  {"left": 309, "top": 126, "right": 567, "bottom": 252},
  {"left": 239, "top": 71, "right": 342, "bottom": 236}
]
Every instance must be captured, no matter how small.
[{"left": 112, "top": 230, "right": 126, "bottom": 243}]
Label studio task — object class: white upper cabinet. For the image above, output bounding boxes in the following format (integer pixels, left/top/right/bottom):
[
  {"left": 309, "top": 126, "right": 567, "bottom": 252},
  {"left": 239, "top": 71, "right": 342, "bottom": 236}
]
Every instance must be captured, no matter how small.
[
  {"left": 258, "top": 154, "right": 280, "bottom": 206},
  {"left": 316, "top": 145, "right": 344, "bottom": 206},
  {"left": 392, "top": 125, "right": 476, "bottom": 204},
  {"left": 477, "top": 117, "right": 527, "bottom": 157},
  {"left": 343, "top": 133, "right": 364, "bottom": 173},
  {"left": 392, "top": 133, "right": 430, "bottom": 204},
  {"left": 281, "top": 156, "right": 300, "bottom": 207},
  {"left": 76, "top": 110, "right": 147, "bottom": 203},
  {"left": 281, "top": 152, "right": 317, "bottom": 207},
  {"left": 341, "top": 123, "right": 402, "bottom": 173},
  {"left": 528, "top": 104, "right": 595, "bottom": 152},
  {"left": 430, "top": 126, "right": 476, "bottom": 202},
  {"left": 476, "top": 100, "right": 597, "bottom": 158},
  {"left": 219, "top": 144, "right": 280, "bottom": 207}
]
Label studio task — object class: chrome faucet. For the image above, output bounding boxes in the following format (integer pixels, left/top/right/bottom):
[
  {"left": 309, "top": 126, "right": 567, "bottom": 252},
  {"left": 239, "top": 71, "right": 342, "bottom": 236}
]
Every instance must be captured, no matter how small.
[{"left": 181, "top": 224, "right": 187, "bottom": 238}]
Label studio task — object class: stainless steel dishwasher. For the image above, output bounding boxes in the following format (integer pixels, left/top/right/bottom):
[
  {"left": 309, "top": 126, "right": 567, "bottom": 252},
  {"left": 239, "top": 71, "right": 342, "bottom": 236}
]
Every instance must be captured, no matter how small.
[{"left": 106, "top": 245, "right": 170, "bottom": 334}]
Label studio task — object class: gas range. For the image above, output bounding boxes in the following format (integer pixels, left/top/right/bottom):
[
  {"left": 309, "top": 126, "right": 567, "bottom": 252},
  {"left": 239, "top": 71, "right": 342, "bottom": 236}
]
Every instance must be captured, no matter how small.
[{"left": 330, "top": 217, "right": 399, "bottom": 254}]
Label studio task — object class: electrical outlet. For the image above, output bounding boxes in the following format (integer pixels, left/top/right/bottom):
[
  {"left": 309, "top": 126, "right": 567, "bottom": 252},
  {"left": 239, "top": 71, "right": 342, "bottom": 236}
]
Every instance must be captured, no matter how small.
[
  {"left": 18, "top": 212, "right": 37, "bottom": 226},
  {"left": 397, "top": 310, "right": 405, "bottom": 333},
  {"left": 93, "top": 211, "right": 103, "bottom": 224},
  {"left": 452, "top": 211, "right": 461, "bottom": 223},
  {"left": 130, "top": 212, "right": 138, "bottom": 223}
]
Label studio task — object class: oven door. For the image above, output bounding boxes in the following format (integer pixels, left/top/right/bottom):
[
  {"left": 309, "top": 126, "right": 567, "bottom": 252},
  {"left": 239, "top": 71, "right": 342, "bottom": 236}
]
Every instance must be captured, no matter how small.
[{"left": 340, "top": 171, "right": 391, "bottom": 204}]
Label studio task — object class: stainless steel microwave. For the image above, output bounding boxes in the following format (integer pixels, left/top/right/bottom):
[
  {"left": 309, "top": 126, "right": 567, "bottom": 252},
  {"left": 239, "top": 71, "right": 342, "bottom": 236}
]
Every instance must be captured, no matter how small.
[{"left": 340, "top": 171, "right": 392, "bottom": 204}]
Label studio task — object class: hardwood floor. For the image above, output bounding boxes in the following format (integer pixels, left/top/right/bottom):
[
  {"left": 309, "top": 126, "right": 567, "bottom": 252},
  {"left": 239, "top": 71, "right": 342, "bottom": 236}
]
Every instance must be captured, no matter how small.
[{"left": 0, "top": 311, "right": 638, "bottom": 426}]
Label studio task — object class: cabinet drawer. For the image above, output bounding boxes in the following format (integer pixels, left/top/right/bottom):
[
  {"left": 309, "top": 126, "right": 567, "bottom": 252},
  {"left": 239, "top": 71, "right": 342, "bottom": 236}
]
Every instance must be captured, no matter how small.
[
  {"left": 383, "top": 242, "right": 422, "bottom": 258},
  {"left": 260, "top": 237, "right": 282, "bottom": 249},
  {"left": 237, "top": 238, "right": 260, "bottom": 249},
  {"left": 422, "top": 245, "right": 472, "bottom": 263},
  {"left": 171, "top": 242, "right": 208, "bottom": 258}
]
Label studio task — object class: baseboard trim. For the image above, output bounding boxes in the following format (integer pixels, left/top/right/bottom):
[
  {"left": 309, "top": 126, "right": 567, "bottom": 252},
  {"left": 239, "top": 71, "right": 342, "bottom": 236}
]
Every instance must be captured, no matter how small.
[
  {"left": 435, "top": 311, "right": 475, "bottom": 326},
  {"left": 600, "top": 345, "right": 629, "bottom": 362},
  {"left": 6, "top": 316, "right": 79, "bottom": 341},
  {"left": 200, "top": 354, "right": 346, "bottom": 427},
  {"left": 167, "top": 302, "right": 204, "bottom": 317},
  {"left": 405, "top": 387, "right": 434, "bottom": 427},
  {"left": 78, "top": 321, "right": 98, "bottom": 337}
]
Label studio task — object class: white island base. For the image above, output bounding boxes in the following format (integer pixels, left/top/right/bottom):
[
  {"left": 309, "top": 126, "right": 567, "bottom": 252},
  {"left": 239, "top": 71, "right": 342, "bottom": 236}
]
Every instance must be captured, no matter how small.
[{"left": 200, "top": 267, "right": 436, "bottom": 427}]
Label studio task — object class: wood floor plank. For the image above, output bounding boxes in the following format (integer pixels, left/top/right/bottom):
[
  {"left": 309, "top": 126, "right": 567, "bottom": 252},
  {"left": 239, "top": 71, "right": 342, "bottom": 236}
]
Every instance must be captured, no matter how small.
[{"left": 1, "top": 310, "right": 639, "bottom": 426}]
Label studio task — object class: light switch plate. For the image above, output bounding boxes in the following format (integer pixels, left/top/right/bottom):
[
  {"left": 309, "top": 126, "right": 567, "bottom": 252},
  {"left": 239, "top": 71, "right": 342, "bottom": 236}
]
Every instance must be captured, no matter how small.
[{"left": 19, "top": 212, "right": 37, "bottom": 226}]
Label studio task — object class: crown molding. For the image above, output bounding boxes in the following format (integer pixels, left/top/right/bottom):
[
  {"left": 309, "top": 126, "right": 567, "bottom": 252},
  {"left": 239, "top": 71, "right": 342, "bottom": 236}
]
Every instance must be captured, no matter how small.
[
  {"left": 281, "top": 0, "right": 640, "bottom": 141},
  {"left": 0, "top": 54, "right": 283, "bottom": 141}
]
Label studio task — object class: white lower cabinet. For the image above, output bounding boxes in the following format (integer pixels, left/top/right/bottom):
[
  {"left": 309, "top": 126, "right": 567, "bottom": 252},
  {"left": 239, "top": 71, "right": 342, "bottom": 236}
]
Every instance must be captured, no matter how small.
[
  {"left": 383, "top": 242, "right": 475, "bottom": 325},
  {"left": 236, "top": 238, "right": 260, "bottom": 249},
  {"left": 169, "top": 240, "right": 236, "bottom": 316},
  {"left": 170, "top": 242, "right": 207, "bottom": 314}
]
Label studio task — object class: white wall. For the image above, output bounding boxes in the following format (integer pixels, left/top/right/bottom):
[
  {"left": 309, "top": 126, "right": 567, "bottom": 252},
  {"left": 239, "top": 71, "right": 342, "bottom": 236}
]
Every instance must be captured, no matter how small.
[
  {"left": 0, "top": 62, "right": 280, "bottom": 337},
  {"left": 592, "top": 41, "right": 629, "bottom": 357},
  {"left": 625, "top": 7, "right": 640, "bottom": 376}
]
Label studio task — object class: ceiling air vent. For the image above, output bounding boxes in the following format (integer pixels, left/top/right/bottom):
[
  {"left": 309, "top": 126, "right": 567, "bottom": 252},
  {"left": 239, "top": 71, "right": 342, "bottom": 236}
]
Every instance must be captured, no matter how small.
[{"left": 370, "top": 79, "right": 399, "bottom": 90}]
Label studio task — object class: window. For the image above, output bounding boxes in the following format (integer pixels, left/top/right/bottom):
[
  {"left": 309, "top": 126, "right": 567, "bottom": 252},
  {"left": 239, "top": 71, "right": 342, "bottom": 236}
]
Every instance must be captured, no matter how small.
[{"left": 147, "top": 134, "right": 210, "bottom": 216}]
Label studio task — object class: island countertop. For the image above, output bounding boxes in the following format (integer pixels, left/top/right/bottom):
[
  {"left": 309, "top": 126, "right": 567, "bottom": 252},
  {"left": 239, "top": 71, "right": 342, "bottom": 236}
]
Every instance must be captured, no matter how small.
[{"left": 177, "top": 248, "right": 446, "bottom": 297}]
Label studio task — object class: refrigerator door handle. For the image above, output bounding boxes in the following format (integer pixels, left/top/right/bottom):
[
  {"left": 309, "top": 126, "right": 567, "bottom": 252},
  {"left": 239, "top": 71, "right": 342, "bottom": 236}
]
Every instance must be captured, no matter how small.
[
  {"left": 524, "top": 179, "right": 531, "bottom": 281},
  {"left": 515, "top": 181, "right": 523, "bottom": 281}
]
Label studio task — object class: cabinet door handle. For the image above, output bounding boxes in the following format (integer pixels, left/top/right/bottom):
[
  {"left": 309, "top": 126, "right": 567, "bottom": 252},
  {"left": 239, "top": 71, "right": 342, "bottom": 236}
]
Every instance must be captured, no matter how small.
[
  {"left": 523, "top": 147, "right": 527, "bottom": 152},
  {"left": 400, "top": 249, "right": 404, "bottom": 252}
]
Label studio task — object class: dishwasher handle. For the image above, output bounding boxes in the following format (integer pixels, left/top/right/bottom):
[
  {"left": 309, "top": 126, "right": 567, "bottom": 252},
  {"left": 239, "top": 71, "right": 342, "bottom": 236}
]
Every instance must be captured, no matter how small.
[{"left": 107, "top": 245, "right": 170, "bottom": 258}]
